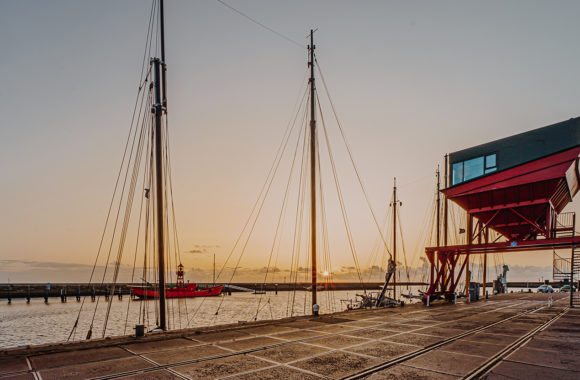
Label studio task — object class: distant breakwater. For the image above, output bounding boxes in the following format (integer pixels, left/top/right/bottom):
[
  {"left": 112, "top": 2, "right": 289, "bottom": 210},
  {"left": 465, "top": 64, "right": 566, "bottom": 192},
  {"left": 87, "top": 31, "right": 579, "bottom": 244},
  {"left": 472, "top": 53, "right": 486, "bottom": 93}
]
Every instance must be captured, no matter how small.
[
  {"left": 0, "top": 282, "right": 428, "bottom": 300},
  {"left": 1, "top": 281, "right": 562, "bottom": 300}
]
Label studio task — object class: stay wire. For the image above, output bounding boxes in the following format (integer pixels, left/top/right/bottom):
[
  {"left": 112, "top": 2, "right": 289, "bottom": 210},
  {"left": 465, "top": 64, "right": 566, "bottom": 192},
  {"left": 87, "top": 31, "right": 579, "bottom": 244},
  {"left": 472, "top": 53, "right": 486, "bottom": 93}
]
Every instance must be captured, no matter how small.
[
  {"left": 68, "top": 71, "right": 152, "bottom": 341},
  {"left": 288, "top": 102, "right": 310, "bottom": 317},
  {"left": 315, "top": 57, "right": 392, "bottom": 259},
  {"left": 103, "top": 90, "right": 152, "bottom": 337},
  {"left": 190, "top": 76, "right": 309, "bottom": 326},
  {"left": 216, "top": 0, "right": 304, "bottom": 49},
  {"left": 253, "top": 101, "right": 306, "bottom": 321},
  {"left": 213, "top": 74, "right": 308, "bottom": 284},
  {"left": 316, "top": 92, "right": 365, "bottom": 289},
  {"left": 124, "top": 128, "right": 152, "bottom": 335}
]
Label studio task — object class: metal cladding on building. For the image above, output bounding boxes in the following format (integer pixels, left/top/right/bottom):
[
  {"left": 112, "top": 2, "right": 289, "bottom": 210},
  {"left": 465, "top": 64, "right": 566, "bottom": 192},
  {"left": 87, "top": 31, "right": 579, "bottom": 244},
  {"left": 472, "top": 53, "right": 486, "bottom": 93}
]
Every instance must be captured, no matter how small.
[{"left": 444, "top": 117, "right": 580, "bottom": 241}]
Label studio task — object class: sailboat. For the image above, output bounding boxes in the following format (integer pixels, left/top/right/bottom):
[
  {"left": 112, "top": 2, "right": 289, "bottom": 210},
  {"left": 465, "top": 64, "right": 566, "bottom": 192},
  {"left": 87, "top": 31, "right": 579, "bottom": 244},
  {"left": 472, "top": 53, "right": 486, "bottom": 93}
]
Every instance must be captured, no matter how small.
[
  {"left": 131, "top": 264, "right": 223, "bottom": 299},
  {"left": 124, "top": 1, "right": 223, "bottom": 305}
]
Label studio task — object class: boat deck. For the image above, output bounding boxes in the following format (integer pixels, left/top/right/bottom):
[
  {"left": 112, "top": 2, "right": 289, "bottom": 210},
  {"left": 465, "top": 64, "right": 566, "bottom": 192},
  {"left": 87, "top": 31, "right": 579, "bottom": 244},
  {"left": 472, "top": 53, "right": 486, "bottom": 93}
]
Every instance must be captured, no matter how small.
[{"left": 1, "top": 292, "right": 578, "bottom": 379}]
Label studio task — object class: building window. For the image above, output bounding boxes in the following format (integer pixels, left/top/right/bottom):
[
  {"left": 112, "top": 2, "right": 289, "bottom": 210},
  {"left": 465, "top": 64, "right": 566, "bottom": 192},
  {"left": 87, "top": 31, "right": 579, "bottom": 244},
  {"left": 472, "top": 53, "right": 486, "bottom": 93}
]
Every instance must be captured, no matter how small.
[
  {"left": 451, "top": 153, "right": 497, "bottom": 185},
  {"left": 464, "top": 156, "right": 484, "bottom": 181},
  {"left": 485, "top": 154, "right": 497, "bottom": 174},
  {"left": 452, "top": 162, "right": 463, "bottom": 186}
]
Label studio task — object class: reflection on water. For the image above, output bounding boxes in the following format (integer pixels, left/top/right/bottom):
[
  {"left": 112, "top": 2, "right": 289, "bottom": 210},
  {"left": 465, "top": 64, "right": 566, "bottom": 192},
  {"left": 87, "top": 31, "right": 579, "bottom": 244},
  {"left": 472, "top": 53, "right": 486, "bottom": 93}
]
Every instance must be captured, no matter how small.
[{"left": 0, "top": 288, "right": 423, "bottom": 348}]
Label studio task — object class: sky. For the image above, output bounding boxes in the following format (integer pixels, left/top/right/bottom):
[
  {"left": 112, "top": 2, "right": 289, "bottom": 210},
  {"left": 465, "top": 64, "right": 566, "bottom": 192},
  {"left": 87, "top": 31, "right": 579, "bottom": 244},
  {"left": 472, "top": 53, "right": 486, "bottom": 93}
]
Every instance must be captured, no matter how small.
[{"left": 2, "top": 0, "right": 580, "bottom": 284}]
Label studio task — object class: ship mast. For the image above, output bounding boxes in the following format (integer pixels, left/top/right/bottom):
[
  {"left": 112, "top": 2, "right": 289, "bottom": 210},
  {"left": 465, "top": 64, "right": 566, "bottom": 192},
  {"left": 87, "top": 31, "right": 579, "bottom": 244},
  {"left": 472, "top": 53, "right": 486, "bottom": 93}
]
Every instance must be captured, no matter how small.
[
  {"left": 391, "top": 178, "right": 400, "bottom": 300},
  {"left": 153, "top": 0, "right": 167, "bottom": 330},
  {"left": 308, "top": 30, "right": 318, "bottom": 315}
]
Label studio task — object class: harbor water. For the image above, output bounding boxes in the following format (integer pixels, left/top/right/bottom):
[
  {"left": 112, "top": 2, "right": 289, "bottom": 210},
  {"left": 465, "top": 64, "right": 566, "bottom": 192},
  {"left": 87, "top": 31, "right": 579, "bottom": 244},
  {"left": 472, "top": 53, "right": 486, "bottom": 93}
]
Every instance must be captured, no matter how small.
[{"left": 0, "top": 288, "right": 423, "bottom": 348}]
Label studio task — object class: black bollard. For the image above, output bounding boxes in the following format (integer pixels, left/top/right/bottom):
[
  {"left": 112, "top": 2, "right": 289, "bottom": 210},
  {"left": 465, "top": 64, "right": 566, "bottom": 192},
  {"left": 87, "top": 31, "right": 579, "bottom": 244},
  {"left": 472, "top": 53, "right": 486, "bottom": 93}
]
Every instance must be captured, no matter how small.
[
  {"left": 44, "top": 296, "right": 48, "bottom": 303},
  {"left": 135, "top": 324, "right": 145, "bottom": 338},
  {"left": 26, "top": 296, "right": 30, "bottom": 303}
]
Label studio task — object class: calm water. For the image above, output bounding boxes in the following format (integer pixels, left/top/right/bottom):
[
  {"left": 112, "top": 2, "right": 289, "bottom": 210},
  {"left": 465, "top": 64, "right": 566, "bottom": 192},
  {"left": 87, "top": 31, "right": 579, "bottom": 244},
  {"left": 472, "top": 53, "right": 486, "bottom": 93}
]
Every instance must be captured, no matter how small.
[{"left": 0, "top": 289, "right": 423, "bottom": 348}]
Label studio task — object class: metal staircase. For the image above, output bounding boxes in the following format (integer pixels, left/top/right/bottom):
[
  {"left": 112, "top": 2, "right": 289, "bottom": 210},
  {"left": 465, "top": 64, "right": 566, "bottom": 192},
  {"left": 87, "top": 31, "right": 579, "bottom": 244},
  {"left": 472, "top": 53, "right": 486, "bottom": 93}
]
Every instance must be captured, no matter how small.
[
  {"left": 553, "top": 251, "right": 571, "bottom": 281},
  {"left": 572, "top": 246, "right": 580, "bottom": 307}
]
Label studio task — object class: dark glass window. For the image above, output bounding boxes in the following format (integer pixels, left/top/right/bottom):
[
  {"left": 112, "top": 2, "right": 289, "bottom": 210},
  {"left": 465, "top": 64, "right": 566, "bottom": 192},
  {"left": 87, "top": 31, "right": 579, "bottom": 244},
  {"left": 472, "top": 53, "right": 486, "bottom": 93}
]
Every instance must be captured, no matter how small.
[
  {"left": 452, "top": 162, "right": 463, "bottom": 185},
  {"left": 451, "top": 153, "right": 497, "bottom": 185},
  {"left": 485, "top": 154, "right": 496, "bottom": 169},
  {"left": 464, "top": 157, "right": 484, "bottom": 181}
]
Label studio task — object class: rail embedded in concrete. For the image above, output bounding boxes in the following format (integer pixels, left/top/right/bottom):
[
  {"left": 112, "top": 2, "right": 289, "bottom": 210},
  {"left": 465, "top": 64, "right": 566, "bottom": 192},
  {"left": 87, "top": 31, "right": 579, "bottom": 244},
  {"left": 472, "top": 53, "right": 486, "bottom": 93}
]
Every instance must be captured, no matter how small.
[{"left": 0, "top": 292, "right": 577, "bottom": 379}]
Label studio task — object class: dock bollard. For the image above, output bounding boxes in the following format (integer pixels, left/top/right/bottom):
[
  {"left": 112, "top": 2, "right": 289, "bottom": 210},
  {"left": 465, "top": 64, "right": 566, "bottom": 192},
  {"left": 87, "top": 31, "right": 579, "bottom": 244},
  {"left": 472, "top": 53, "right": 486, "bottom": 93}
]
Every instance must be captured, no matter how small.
[
  {"left": 134, "top": 324, "right": 145, "bottom": 338},
  {"left": 426, "top": 296, "right": 430, "bottom": 307},
  {"left": 313, "top": 304, "right": 320, "bottom": 316},
  {"left": 454, "top": 293, "right": 457, "bottom": 305}
]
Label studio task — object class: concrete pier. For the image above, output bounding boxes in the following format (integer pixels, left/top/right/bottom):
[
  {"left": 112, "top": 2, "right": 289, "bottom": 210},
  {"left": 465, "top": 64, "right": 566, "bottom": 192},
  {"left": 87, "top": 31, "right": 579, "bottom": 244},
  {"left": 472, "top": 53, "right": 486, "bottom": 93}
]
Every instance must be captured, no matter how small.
[{"left": 0, "top": 293, "right": 578, "bottom": 379}]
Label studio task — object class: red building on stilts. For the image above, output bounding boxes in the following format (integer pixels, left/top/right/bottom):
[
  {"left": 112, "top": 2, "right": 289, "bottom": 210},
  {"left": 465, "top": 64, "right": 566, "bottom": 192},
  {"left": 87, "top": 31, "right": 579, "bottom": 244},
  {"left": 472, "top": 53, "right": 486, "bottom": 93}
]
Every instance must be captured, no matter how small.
[{"left": 424, "top": 118, "right": 580, "bottom": 307}]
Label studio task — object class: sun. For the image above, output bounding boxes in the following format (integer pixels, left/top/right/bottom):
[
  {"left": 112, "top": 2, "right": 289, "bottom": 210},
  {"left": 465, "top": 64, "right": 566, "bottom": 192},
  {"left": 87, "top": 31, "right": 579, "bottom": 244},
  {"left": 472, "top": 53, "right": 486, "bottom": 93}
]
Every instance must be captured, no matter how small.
[{"left": 322, "top": 271, "right": 329, "bottom": 276}]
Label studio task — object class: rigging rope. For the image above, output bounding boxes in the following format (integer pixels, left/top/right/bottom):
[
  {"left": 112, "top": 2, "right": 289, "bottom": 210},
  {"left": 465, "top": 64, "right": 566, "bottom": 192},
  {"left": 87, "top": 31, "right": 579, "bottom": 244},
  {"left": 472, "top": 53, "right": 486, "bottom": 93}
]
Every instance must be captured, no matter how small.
[
  {"left": 315, "top": 58, "right": 393, "bottom": 260},
  {"left": 215, "top": 0, "right": 304, "bottom": 49},
  {"left": 189, "top": 75, "right": 310, "bottom": 325},
  {"left": 253, "top": 95, "right": 308, "bottom": 321},
  {"left": 316, "top": 93, "right": 366, "bottom": 290}
]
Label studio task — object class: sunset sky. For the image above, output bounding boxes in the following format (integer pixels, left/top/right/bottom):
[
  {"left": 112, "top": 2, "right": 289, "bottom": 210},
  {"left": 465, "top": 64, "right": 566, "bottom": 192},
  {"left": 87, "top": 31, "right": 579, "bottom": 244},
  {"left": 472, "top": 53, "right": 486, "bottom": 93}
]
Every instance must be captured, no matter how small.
[{"left": 2, "top": 0, "right": 580, "bottom": 283}]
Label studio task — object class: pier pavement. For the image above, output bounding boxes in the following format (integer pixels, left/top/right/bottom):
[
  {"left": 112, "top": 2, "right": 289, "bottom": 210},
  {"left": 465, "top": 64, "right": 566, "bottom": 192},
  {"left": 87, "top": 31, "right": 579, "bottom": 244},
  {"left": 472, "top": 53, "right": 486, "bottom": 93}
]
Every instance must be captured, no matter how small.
[{"left": 0, "top": 292, "right": 578, "bottom": 379}]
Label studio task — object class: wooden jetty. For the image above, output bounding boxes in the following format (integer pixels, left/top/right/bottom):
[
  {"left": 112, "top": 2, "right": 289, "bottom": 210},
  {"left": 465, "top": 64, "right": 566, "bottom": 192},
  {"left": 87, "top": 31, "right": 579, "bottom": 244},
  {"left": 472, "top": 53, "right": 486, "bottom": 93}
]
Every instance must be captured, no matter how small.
[{"left": 0, "top": 292, "right": 578, "bottom": 379}]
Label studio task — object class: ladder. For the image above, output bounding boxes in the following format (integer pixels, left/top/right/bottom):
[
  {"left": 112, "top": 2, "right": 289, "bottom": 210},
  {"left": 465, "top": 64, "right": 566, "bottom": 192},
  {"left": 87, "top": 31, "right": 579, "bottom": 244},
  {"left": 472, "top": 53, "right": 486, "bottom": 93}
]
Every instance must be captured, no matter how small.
[{"left": 572, "top": 246, "right": 580, "bottom": 307}]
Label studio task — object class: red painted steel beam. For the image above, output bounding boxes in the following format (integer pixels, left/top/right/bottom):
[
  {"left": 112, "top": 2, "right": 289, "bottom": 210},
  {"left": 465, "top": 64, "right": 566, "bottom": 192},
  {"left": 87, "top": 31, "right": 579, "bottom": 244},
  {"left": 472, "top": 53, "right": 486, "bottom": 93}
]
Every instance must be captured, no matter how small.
[
  {"left": 425, "top": 235, "right": 580, "bottom": 254},
  {"left": 467, "top": 198, "right": 551, "bottom": 214},
  {"left": 508, "top": 207, "right": 546, "bottom": 235}
]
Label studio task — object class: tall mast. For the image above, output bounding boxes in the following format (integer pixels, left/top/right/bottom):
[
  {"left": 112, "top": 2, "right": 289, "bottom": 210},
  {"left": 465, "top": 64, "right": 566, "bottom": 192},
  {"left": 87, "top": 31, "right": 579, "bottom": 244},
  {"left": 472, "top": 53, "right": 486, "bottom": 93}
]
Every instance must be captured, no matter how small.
[
  {"left": 436, "top": 167, "right": 440, "bottom": 248},
  {"left": 392, "top": 178, "right": 398, "bottom": 300},
  {"left": 153, "top": 0, "right": 167, "bottom": 330},
  {"left": 308, "top": 29, "right": 318, "bottom": 315},
  {"left": 160, "top": 0, "right": 167, "bottom": 109},
  {"left": 443, "top": 154, "right": 448, "bottom": 246},
  {"left": 443, "top": 154, "right": 448, "bottom": 284}
]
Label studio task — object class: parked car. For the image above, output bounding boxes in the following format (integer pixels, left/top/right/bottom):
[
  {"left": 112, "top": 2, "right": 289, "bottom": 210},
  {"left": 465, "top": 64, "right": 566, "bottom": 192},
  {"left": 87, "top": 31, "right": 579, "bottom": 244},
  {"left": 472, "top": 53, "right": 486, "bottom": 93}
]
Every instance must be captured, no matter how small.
[
  {"left": 537, "top": 285, "right": 554, "bottom": 293},
  {"left": 560, "top": 284, "right": 576, "bottom": 292}
]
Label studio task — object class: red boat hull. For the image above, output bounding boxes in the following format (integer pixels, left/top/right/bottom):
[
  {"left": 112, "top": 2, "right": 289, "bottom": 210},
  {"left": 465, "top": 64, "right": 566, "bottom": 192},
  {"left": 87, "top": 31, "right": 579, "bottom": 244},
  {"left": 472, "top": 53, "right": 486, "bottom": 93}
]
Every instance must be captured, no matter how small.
[{"left": 131, "top": 284, "right": 223, "bottom": 299}]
